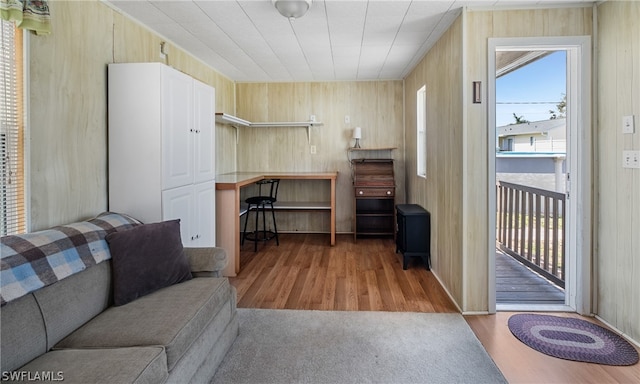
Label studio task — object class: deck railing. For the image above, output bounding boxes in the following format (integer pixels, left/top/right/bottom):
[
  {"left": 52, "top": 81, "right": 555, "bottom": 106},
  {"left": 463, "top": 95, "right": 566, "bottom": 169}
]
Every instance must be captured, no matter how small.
[{"left": 496, "top": 181, "right": 565, "bottom": 288}]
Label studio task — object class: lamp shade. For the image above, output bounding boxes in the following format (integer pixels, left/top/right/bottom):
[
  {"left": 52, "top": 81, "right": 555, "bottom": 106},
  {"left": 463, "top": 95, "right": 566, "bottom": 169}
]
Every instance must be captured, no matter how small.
[
  {"left": 273, "top": 0, "right": 312, "bottom": 19},
  {"left": 353, "top": 127, "right": 362, "bottom": 139}
]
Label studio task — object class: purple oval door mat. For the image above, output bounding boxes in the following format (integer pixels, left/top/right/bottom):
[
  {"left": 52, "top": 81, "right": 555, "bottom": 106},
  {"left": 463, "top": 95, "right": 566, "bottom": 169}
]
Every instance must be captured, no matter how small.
[{"left": 508, "top": 313, "right": 639, "bottom": 366}]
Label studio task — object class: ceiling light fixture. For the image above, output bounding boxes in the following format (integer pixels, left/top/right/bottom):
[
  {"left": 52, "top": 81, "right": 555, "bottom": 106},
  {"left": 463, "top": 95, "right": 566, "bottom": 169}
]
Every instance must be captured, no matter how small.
[{"left": 272, "top": 0, "right": 312, "bottom": 20}]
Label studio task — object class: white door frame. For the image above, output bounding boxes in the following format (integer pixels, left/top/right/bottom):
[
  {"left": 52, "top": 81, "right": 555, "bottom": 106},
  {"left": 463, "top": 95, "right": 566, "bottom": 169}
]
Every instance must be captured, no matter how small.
[{"left": 487, "top": 36, "right": 592, "bottom": 315}]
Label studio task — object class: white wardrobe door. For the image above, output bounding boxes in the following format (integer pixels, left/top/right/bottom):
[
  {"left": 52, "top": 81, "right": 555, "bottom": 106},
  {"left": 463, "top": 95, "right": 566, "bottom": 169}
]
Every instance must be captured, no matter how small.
[{"left": 162, "top": 68, "right": 193, "bottom": 190}]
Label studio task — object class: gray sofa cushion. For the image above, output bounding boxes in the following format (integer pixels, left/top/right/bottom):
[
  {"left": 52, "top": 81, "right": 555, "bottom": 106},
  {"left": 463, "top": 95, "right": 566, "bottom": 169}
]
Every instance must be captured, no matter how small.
[
  {"left": 106, "top": 219, "right": 192, "bottom": 306},
  {"left": 33, "top": 262, "right": 112, "bottom": 349},
  {"left": 166, "top": 299, "right": 238, "bottom": 384},
  {"left": 0, "top": 294, "right": 47, "bottom": 372},
  {"left": 55, "top": 277, "right": 232, "bottom": 371},
  {"left": 10, "top": 347, "right": 167, "bottom": 384}
]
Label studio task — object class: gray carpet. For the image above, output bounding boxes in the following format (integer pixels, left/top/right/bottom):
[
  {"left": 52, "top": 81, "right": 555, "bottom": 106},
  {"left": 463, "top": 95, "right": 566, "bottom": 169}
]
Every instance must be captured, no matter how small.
[{"left": 211, "top": 309, "right": 507, "bottom": 384}]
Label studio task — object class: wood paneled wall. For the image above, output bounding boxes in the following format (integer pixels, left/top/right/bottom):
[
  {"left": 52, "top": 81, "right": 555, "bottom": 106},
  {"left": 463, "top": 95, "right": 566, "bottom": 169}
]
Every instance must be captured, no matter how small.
[
  {"left": 595, "top": 0, "right": 640, "bottom": 344},
  {"left": 27, "top": 0, "right": 235, "bottom": 230},
  {"left": 28, "top": 1, "right": 113, "bottom": 230},
  {"left": 405, "top": 6, "right": 593, "bottom": 313},
  {"left": 235, "top": 81, "right": 405, "bottom": 233},
  {"left": 464, "top": 8, "right": 592, "bottom": 312},
  {"left": 27, "top": 2, "right": 401, "bottom": 236},
  {"left": 404, "top": 16, "right": 464, "bottom": 308},
  {"left": 463, "top": 7, "right": 592, "bottom": 312}
]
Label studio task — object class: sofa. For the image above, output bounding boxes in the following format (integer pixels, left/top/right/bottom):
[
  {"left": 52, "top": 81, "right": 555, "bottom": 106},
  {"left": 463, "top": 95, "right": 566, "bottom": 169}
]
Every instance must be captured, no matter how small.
[{"left": 0, "top": 212, "right": 239, "bottom": 383}]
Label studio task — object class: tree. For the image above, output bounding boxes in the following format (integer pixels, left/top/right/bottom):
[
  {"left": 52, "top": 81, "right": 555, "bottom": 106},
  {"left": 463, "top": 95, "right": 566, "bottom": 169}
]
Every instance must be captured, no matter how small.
[
  {"left": 512, "top": 113, "right": 529, "bottom": 124},
  {"left": 549, "top": 93, "right": 566, "bottom": 120}
]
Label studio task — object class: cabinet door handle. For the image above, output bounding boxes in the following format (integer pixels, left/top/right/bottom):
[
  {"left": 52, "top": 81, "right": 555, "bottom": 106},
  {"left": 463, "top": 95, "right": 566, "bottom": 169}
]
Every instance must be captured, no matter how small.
[
  {"left": 358, "top": 190, "right": 363, "bottom": 195},
  {"left": 386, "top": 191, "right": 391, "bottom": 195}
]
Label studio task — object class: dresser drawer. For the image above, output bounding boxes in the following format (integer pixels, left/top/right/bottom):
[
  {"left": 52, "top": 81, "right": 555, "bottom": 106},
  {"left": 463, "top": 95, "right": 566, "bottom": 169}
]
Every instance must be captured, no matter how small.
[{"left": 355, "top": 187, "right": 395, "bottom": 197}]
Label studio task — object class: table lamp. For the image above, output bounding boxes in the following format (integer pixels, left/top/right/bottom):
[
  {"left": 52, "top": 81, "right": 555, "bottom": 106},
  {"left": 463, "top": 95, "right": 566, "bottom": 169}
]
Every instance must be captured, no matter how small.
[{"left": 352, "top": 127, "right": 362, "bottom": 148}]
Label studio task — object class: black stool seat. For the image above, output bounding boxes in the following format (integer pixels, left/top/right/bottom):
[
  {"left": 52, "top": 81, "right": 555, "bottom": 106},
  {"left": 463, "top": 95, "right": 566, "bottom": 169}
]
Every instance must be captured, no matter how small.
[
  {"left": 242, "top": 179, "right": 280, "bottom": 251},
  {"left": 245, "top": 194, "right": 276, "bottom": 205}
]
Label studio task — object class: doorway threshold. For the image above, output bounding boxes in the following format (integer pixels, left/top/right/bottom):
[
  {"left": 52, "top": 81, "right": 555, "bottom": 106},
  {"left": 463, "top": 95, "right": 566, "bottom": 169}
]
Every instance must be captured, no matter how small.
[{"left": 497, "top": 303, "right": 573, "bottom": 312}]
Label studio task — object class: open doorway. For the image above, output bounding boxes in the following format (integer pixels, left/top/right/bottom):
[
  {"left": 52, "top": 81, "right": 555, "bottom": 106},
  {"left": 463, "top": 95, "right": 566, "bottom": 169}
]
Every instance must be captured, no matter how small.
[
  {"left": 487, "top": 37, "right": 592, "bottom": 314},
  {"left": 495, "top": 50, "right": 567, "bottom": 307}
]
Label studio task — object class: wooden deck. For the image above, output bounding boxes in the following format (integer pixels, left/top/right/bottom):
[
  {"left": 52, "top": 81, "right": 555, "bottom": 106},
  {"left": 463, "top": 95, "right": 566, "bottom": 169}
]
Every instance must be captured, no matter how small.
[{"left": 496, "top": 248, "right": 565, "bottom": 304}]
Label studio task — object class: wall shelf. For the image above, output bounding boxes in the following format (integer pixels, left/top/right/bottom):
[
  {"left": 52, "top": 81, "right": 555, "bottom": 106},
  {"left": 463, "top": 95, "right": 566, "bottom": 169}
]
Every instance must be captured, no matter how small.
[
  {"left": 215, "top": 113, "right": 251, "bottom": 127},
  {"left": 348, "top": 147, "right": 397, "bottom": 152},
  {"left": 347, "top": 147, "right": 397, "bottom": 162},
  {"left": 215, "top": 113, "right": 323, "bottom": 143}
]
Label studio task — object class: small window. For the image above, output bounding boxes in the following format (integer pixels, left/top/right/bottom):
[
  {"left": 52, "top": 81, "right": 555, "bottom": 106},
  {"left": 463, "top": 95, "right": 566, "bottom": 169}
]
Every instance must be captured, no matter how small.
[{"left": 416, "top": 85, "right": 427, "bottom": 178}]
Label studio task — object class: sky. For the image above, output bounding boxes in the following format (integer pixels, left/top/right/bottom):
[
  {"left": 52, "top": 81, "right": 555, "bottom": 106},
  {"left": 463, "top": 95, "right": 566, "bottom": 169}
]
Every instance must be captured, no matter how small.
[{"left": 496, "top": 50, "right": 567, "bottom": 127}]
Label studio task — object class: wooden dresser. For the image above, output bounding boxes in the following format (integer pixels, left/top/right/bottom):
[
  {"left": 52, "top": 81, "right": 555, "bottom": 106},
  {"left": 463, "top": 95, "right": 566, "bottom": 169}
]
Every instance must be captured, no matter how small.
[{"left": 351, "top": 159, "right": 395, "bottom": 240}]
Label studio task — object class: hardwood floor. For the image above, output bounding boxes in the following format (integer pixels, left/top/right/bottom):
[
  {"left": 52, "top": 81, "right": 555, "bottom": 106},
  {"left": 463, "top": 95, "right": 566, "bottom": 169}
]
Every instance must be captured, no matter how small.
[
  {"left": 466, "top": 312, "right": 640, "bottom": 384},
  {"left": 228, "top": 233, "right": 640, "bottom": 383},
  {"left": 230, "top": 233, "right": 457, "bottom": 312}
]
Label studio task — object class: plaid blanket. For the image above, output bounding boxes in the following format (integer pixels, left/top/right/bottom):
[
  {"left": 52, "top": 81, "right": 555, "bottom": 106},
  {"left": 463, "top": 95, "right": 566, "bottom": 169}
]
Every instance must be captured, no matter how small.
[{"left": 1, "top": 212, "right": 141, "bottom": 306}]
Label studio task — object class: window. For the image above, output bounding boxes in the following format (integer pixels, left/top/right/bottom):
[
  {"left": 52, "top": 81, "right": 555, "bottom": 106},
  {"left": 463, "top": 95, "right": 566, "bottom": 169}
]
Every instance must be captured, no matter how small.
[
  {"left": 416, "top": 85, "right": 426, "bottom": 178},
  {"left": 1, "top": 19, "right": 26, "bottom": 235}
]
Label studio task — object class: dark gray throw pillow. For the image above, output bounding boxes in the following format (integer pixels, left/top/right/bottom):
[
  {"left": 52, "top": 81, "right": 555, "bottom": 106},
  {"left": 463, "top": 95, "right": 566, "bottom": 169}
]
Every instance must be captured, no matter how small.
[{"left": 106, "top": 219, "right": 192, "bottom": 306}]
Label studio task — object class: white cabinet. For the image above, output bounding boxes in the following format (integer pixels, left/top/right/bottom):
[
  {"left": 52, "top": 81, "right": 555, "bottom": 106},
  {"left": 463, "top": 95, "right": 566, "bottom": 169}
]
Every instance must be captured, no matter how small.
[
  {"left": 161, "top": 68, "right": 193, "bottom": 190},
  {"left": 108, "top": 62, "right": 216, "bottom": 246},
  {"left": 161, "top": 67, "right": 216, "bottom": 189},
  {"left": 162, "top": 181, "right": 215, "bottom": 247},
  {"left": 193, "top": 80, "right": 216, "bottom": 183}
]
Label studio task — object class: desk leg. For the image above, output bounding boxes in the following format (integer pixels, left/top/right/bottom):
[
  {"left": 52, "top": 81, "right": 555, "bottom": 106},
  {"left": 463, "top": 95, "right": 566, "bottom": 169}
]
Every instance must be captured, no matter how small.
[
  {"left": 330, "top": 177, "right": 336, "bottom": 245},
  {"left": 216, "top": 188, "right": 239, "bottom": 277}
]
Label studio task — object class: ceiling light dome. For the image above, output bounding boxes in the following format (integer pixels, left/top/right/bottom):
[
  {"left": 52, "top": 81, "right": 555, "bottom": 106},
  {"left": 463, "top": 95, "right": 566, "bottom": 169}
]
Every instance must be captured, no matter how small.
[{"left": 272, "top": 0, "right": 312, "bottom": 20}]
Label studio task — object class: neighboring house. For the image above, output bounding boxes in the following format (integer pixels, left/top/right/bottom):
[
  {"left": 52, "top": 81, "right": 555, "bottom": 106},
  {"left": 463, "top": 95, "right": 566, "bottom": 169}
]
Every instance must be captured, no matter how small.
[
  {"left": 497, "top": 118, "right": 566, "bottom": 153},
  {"left": 497, "top": 118, "right": 567, "bottom": 192},
  {"left": 12, "top": 1, "right": 640, "bottom": 346}
]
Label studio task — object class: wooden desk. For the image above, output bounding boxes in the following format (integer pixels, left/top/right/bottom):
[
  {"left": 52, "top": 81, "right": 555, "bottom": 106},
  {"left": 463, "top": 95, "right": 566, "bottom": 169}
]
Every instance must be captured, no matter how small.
[{"left": 216, "top": 172, "right": 338, "bottom": 276}]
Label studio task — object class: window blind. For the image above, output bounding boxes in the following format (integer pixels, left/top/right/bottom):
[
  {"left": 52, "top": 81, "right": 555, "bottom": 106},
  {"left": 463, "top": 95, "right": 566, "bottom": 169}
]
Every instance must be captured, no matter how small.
[{"left": 1, "top": 19, "right": 25, "bottom": 236}]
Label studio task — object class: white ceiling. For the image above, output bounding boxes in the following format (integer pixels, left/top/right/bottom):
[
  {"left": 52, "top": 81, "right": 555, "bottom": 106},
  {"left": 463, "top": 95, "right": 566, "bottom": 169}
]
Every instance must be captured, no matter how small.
[{"left": 102, "top": 0, "right": 592, "bottom": 82}]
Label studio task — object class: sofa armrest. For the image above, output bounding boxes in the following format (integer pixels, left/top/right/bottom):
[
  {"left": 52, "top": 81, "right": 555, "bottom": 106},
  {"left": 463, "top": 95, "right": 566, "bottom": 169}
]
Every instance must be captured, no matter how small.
[{"left": 184, "top": 247, "right": 228, "bottom": 278}]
